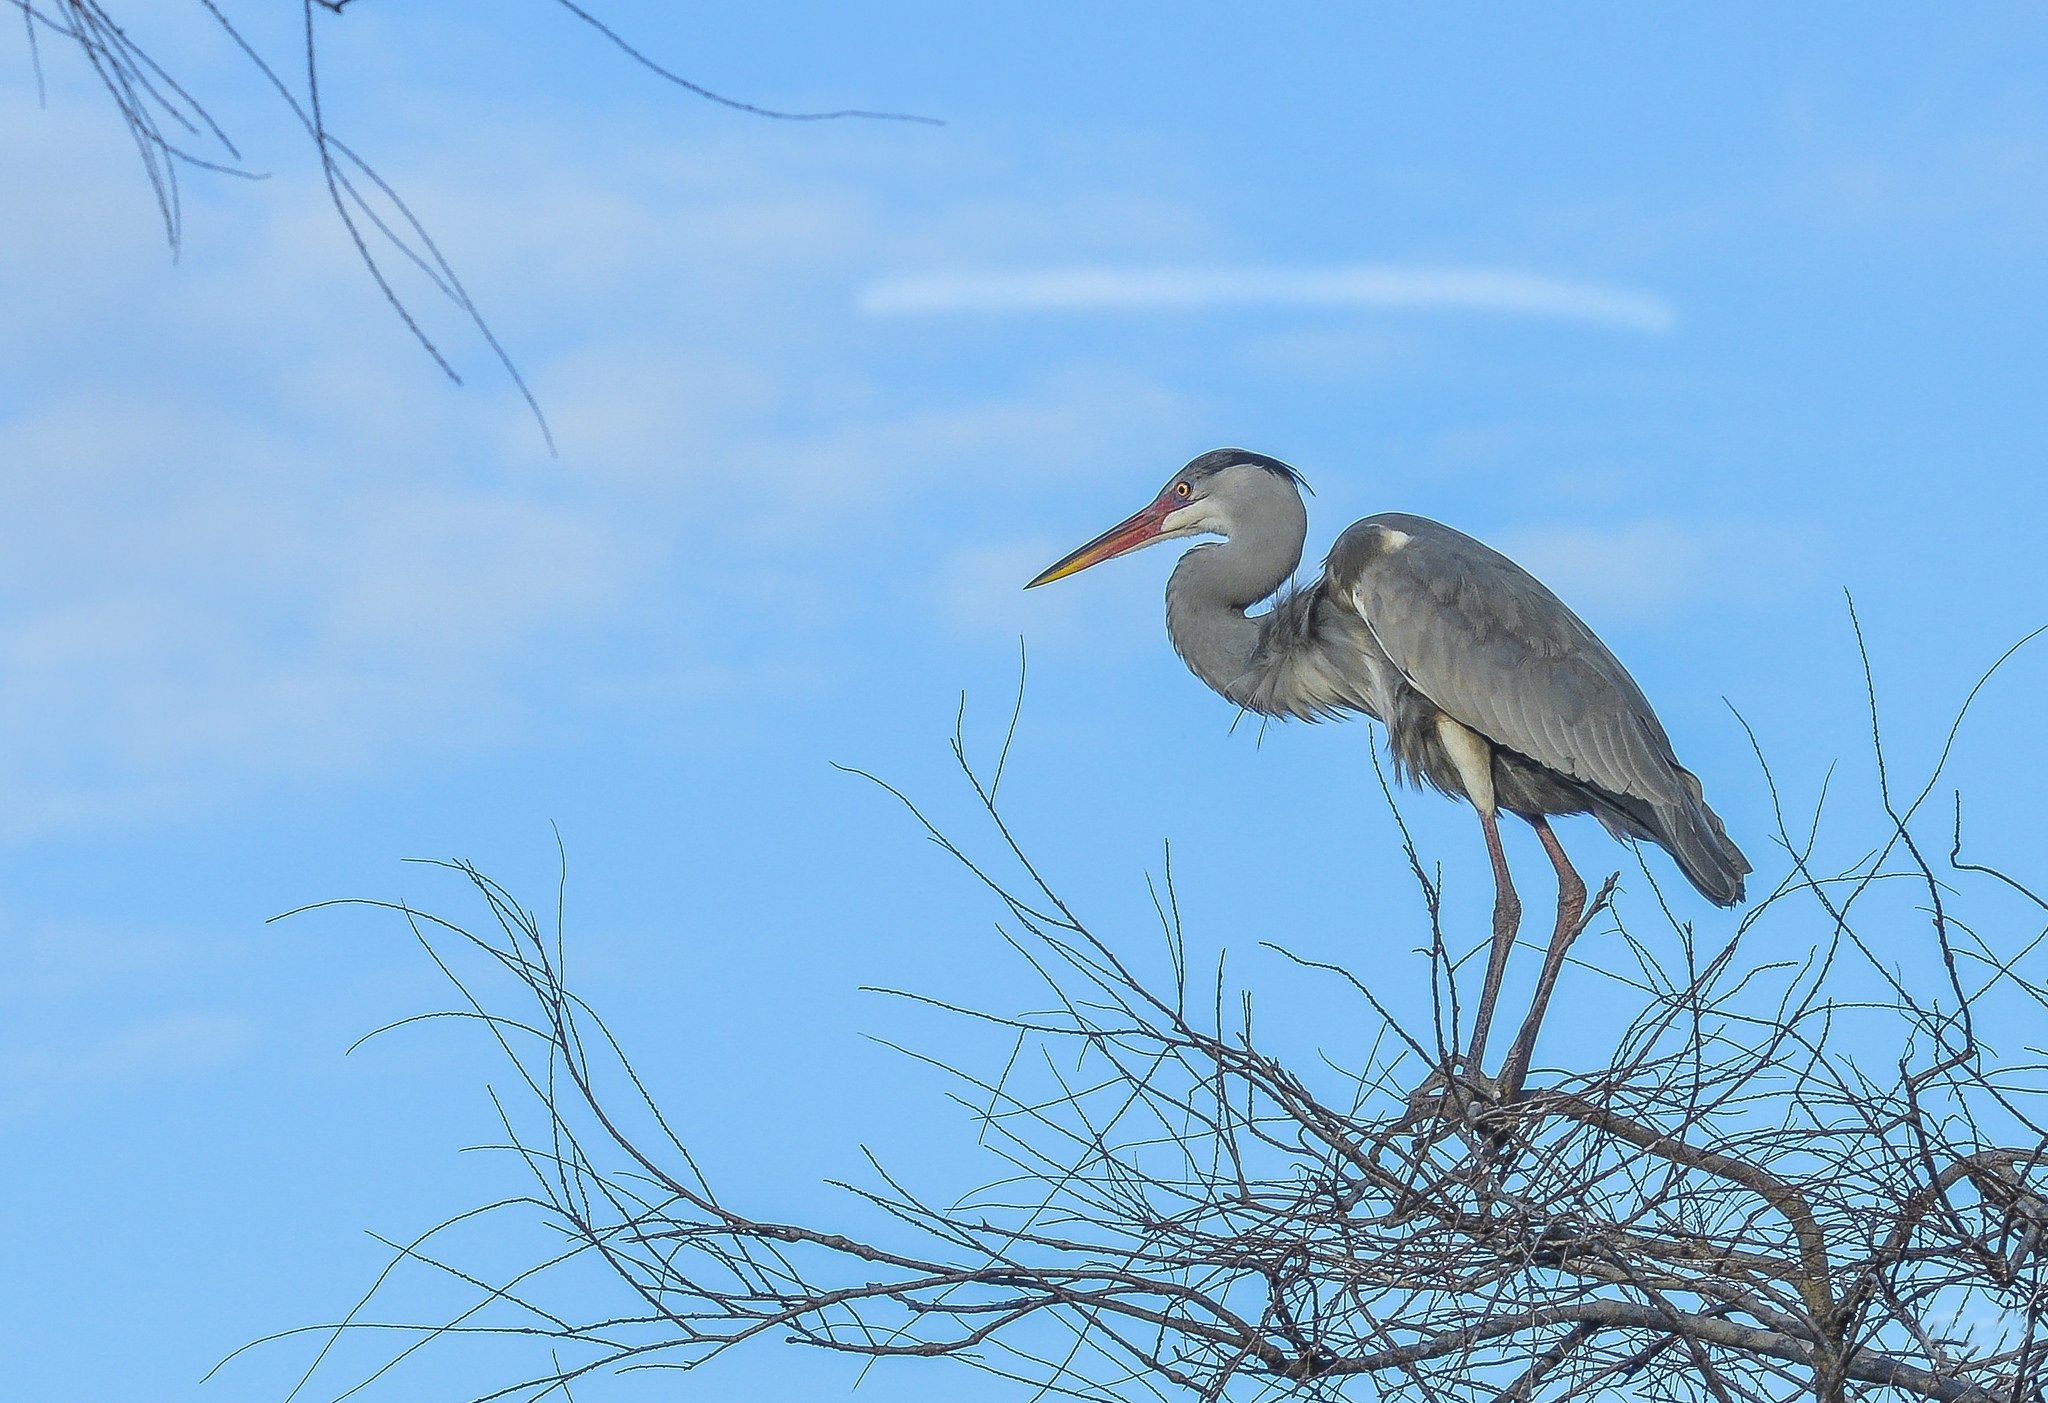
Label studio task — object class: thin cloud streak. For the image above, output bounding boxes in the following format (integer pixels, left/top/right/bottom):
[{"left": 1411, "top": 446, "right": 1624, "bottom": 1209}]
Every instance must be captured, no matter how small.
[{"left": 860, "top": 264, "right": 1677, "bottom": 333}]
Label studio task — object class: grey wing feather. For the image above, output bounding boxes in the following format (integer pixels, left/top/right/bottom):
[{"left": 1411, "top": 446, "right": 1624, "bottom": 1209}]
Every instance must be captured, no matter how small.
[{"left": 1335, "top": 513, "right": 1690, "bottom": 808}]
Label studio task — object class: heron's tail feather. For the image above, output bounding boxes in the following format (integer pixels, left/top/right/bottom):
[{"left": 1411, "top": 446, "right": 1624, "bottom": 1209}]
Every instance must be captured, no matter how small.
[
  {"left": 1592, "top": 770, "right": 1750, "bottom": 907},
  {"left": 1654, "top": 793, "right": 1750, "bottom": 908}
]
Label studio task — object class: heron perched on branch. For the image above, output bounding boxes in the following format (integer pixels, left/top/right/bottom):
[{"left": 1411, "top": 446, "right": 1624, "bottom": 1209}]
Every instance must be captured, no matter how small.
[{"left": 1026, "top": 448, "right": 1748, "bottom": 1087}]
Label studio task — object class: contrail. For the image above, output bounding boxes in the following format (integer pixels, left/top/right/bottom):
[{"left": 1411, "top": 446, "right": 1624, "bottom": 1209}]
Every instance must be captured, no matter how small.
[{"left": 858, "top": 264, "right": 1676, "bottom": 334}]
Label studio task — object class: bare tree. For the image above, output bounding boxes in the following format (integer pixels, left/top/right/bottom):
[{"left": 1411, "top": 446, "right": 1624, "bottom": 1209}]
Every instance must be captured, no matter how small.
[
  {"left": 9, "top": 2, "right": 936, "bottom": 440},
  {"left": 238, "top": 630, "right": 2048, "bottom": 1403}
]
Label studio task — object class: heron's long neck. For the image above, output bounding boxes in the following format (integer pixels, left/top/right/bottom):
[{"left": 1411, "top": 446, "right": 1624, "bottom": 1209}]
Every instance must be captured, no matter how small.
[{"left": 1165, "top": 516, "right": 1303, "bottom": 707}]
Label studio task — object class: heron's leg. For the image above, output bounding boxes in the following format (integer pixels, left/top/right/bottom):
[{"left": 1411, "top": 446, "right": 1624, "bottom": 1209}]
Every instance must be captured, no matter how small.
[
  {"left": 1498, "top": 816, "right": 1589, "bottom": 1100},
  {"left": 1461, "top": 803, "right": 1522, "bottom": 1073}
]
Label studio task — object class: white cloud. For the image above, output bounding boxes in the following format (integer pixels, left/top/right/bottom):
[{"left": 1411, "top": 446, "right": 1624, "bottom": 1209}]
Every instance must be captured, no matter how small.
[
  {"left": 858, "top": 264, "right": 1677, "bottom": 333},
  {"left": 0, "top": 99, "right": 1222, "bottom": 832},
  {"left": 5, "top": 912, "right": 219, "bottom": 1002},
  {"left": 0, "top": 374, "right": 646, "bottom": 828},
  {"left": 1492, "top": 519, "right": 1815, "bottom": 625},
  {"left": 0, "top": 1011, "right": 252, "bottom": 1123}
]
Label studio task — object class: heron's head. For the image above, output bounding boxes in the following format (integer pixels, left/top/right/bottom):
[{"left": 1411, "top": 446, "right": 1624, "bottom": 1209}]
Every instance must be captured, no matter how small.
[{"left": 1025, "top": 449, "right": 1308, "bottom": 588}]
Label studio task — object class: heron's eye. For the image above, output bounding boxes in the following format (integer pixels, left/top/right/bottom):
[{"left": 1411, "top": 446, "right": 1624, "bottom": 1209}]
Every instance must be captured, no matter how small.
[{"left": 1173, "top": 481, "right": 1192, "bottom": 498}]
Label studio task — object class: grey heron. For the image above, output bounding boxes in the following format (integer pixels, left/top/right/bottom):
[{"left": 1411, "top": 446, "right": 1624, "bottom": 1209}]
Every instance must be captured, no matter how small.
[{"left": 1026, "top": 448, "right": 1748, "bottom": 1085}]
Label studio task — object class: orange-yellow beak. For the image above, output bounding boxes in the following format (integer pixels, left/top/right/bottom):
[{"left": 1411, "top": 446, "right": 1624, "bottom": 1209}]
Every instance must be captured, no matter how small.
[{"left": 1025, "top": 491, "right": 1178, "bottom": 588}]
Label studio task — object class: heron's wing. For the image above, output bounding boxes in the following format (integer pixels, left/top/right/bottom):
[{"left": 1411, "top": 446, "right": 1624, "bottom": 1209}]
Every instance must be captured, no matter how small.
[{"left": 1331, "top": 514, "right": 1689, "bottom": 806}]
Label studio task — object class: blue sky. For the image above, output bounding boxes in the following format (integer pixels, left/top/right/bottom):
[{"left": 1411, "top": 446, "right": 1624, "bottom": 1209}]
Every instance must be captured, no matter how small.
[{"left": 5, "top": 4, "right": 2048, "bottom": 1399}]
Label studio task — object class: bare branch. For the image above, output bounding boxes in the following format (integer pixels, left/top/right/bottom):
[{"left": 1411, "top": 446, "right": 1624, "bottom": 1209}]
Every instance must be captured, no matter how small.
[{"left": 256, "top": 635, "right": 2048, "bottom": 1403}]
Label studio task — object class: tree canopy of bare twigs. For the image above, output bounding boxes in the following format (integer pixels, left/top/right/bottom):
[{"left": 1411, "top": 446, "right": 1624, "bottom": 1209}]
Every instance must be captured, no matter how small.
[
  {"left": 241, "top": 631, "right": 2048, "bottom": 1403},
  {"left": 10, "top": 1, "right": 937, "bottom": 443}
]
